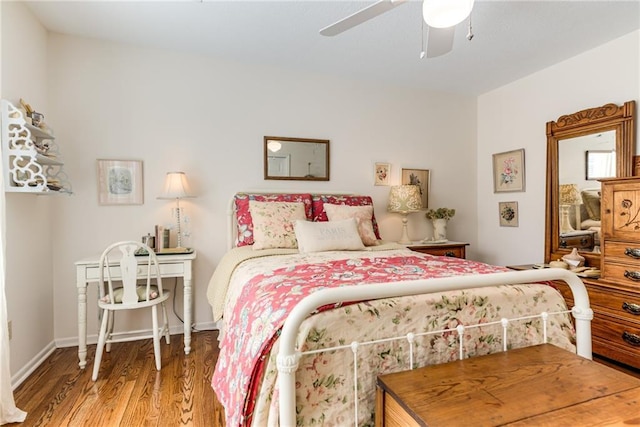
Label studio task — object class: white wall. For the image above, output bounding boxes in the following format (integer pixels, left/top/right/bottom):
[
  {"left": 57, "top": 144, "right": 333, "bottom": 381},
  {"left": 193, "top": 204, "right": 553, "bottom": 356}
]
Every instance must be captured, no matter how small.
[
  {"left": 1, "top": 2, "right": 56, "bottom": 377},
  {"left": 45, "top": 34, "right": 477, "bottom": 347},
  {"left": 477, "top": 30, "right": 640, "bottom": 266}
]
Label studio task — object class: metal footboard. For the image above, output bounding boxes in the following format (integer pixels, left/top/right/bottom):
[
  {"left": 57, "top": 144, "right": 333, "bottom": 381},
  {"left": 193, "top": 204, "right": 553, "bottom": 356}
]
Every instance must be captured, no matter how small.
[{"left": 276, "top": 269, "right": 593, "bottom": 427}]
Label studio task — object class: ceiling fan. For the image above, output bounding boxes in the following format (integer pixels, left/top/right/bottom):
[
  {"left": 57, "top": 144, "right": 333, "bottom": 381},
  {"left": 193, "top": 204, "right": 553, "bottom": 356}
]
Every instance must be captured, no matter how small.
[{"left": 319, "top": 0, "right": 475, "bottom": 58}]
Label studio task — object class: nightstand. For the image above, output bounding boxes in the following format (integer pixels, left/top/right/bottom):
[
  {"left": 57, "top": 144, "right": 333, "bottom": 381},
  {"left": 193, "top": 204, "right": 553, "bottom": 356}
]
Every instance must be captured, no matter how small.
[
  {"left": 405, "top": 241, "right": 469, "bottom": 259},
  {"left": 559, "top": 230, "right": 596, "bottom": 250}
]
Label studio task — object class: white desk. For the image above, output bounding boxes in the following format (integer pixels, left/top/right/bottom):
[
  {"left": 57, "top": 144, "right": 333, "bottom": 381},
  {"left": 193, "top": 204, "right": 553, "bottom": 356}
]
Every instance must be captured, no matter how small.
[{"left": 75, "top": 251, "right": 196, "bottom": 369}]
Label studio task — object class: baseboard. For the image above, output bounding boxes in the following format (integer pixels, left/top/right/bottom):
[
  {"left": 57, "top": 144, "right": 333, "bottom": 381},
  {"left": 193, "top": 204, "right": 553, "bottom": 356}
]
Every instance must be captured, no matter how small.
[
  {"left": 11, "top": 341, "right": 56, "bottom": 390},
  {"left": 55, "top": 320, "right": 219, "bottom": 348}
]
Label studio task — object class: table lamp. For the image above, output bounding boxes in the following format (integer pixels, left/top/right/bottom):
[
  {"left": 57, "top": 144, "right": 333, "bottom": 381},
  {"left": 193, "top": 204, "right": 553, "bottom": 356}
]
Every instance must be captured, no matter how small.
[
  {"left": 387, "top": 185, "right": 422, "bottom": 244},
  {"left": 559, "top": 183, "right": 581, "bottom": 234},
  {"left": 158, "top": 172, "right": 194, "bottom": 249}
]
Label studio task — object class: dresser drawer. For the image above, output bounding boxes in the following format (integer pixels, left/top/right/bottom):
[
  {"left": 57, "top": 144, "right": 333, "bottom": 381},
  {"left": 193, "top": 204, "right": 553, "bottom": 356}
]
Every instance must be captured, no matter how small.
[
  {"left": 85, "top": 262, "right": 185, "bottom": 281},
  {"left": 601, "top": 262, "right": 640, "bottom": 288},
  {"left": 591, "top": 312, "right": 640, "bottom": 369},
  {"left": 603, "top": 240, "right": 640, "bottom": 264},
  {"left": 408, "top": 243, "right": 468, "bottom": 259},
  {"left": 586, "top": 283, "right": 640, "bottom": 323}
]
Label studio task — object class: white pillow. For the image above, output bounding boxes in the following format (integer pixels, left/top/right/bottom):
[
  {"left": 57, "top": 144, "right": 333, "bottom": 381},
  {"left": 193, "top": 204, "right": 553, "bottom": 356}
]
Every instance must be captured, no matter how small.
[
  {"left": 249, "top": 201, "right": 306, "bottom": 250},
  {"left": 295, "top": 218, "right": 365, "bottom": 253},
  {"left": 323, "top": 204, "right": 379, "bottom": 246}
]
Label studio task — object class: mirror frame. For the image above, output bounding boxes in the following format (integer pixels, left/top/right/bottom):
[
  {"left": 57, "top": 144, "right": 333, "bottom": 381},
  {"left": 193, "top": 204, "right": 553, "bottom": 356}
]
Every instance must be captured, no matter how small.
[
  {"left": 263, "top": 136, "right": 330, "bottom": 181},
  {"left": 545, "top": 100, "right": 636, "bottom": 267}
]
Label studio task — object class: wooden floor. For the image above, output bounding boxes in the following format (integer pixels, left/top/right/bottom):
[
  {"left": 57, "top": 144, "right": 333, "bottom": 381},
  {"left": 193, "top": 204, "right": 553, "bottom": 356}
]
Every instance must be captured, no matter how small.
[
  {"left": 8, "top": 330, "right": 640, "bottom": 427},
  {"left": 8, "top": 330, "right": 225, "bottom": 427}
]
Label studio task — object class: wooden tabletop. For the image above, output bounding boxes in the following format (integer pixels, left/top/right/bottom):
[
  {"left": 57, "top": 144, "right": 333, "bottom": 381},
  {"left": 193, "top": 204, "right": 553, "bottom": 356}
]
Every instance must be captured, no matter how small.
[{"left": 376, "top": 344, "right": 640, "bottom": 426}]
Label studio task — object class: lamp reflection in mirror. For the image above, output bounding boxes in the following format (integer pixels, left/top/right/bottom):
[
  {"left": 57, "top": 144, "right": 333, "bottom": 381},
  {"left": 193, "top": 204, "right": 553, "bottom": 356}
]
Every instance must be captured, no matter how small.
[
  {"left": 423, "top": 0, "right": 475, "bottom": 28},
  {"left": 267, "top": 141, "right": 282, "bottom": 153},
  {"left": 158, "top": 172, "right": 194, "bottom": 249},
  {"left": 388, "top": 185, "right": 422, "bottom": 244},
  {"left": 559, "top": 183, "right": 581, "bottom": 234}
]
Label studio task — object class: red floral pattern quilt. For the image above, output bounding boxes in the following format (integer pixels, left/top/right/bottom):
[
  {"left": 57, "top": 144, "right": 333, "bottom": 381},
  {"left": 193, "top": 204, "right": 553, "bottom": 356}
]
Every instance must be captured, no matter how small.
[{"left": 211, "top": 250, "right": 575, "bottom": 426}]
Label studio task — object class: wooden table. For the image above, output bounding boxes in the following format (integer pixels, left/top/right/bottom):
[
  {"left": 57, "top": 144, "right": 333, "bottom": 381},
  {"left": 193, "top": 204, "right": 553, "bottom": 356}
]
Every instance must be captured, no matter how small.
[{"left": 375, "top": 344, "right": 640, "bottom": 426}]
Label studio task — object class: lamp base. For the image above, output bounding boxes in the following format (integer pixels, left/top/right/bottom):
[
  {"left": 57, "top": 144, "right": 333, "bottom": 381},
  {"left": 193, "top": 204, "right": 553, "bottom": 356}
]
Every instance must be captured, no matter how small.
[
  {"left": 560, "top": 204, "right": 575, "bottom": 234},
  {"left": 397, "top": 214, "right": 412, "bottom": 245}
]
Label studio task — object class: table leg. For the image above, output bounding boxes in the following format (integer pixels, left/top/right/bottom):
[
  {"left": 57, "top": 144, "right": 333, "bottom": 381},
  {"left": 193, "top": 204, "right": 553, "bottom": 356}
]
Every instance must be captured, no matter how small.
[
  {"left": 77, "top": 279, "right": 87, "bottom": 369},
  {"left": 183, "top": 260, "right": 193, "bottom": 354}
]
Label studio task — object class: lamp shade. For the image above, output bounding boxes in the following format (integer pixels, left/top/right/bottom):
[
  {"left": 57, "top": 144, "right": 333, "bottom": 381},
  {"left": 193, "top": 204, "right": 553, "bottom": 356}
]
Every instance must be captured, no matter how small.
[
  {"left": 423, "top": 0, "right": 475, "bottom": 28},
  {"left": 559, "top": 184, "right": 581, "bottom": 205},
  {"left": 387, "top": 185, "right": 422, "bottom": 213},
  {"left": 158, "top": 172, "right": 193, "bottom": 199}
]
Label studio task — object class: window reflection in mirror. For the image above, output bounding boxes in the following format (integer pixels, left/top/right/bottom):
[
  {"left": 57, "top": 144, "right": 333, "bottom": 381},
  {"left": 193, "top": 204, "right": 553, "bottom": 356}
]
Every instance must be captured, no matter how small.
[
  {"left": 264, "top": 136, "right": 330, "bottom": 181},
  {"left": 586, "top": 150, "right": 616, "bottom": 180}
]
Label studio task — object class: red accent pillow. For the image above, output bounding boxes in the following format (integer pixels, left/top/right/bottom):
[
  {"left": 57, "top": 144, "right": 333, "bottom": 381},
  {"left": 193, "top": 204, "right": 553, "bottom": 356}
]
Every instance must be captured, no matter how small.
[
  {"left": 235, "top": 193, "right": 313, "bottom": 247},
  {"left": 311, "top": 195, "right": 381, "bottom": 240}
]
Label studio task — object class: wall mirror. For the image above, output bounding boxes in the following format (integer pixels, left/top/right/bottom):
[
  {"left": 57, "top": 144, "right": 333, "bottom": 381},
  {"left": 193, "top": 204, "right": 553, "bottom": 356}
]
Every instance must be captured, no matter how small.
[
  {"left": 264, "top": 136, "right": 330, "bottom": 181},
  {"left": 545, "top": 101, "right": 636, "bottom": 267}
]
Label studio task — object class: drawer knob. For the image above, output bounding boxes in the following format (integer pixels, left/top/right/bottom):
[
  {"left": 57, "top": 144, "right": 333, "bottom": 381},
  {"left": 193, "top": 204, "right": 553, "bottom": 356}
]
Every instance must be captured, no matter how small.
[
  {"left": 623, "top": 270, "right": 640, "bottom": 281},
  {"left": 622, "top": 331, "right": 640, "bottom": 346},
  {"left": 622, "top": 302, "right": 640, "bottom": 315},
  {"left": 624, "top": 248, "right": 640, "bottom": 259},
  {"left": 444, "top": 251, "right": 456, "bottom": 257}
]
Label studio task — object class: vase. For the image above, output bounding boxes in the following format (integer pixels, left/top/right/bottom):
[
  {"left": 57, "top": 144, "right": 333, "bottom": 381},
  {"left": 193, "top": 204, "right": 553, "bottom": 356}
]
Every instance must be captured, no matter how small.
[
  {"left": 562, "top": 247, "right": 585, "bottom": 268},
  {"left": 432, "top": 218, "right": 448, "bottom": 241}
]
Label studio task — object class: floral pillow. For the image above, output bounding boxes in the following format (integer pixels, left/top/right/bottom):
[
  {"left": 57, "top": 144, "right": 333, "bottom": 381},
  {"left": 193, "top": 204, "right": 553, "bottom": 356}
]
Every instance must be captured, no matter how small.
[
  {"left": 249, "top": 201, "right": 306, "bottom": 250},
  {"left": 311, "top": 195, "right": 381, "bottom": 239},
  {"left": 324, "top": 204, "right": 379, "bottom": 246},
  {"left": 235, "top": 193, "right": 312, "bottom": 246}
]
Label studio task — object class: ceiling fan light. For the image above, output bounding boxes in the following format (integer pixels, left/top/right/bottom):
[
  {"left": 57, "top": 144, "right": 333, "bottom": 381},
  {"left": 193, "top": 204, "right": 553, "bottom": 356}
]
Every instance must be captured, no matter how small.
[{"left": 423, "top": 0, "right": 475, "bottom": 28}]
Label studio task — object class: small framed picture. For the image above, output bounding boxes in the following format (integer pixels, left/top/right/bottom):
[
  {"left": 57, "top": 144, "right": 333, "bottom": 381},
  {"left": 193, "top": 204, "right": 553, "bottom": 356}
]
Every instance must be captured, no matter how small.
[
  {"left": 401, "top": 168, "right": 430, "bottom": 208},
  {"left": 493, "top": 149, "right": 525, "bottom": 193},
  {"left": 97, "top": 159, "right": 144, "bottom": 205},
  {"left": 499, "top": 201, "right": 519, "bottom": 227},
  {"left": 374, "top": 162, "right": 391, "bottom": 186}
]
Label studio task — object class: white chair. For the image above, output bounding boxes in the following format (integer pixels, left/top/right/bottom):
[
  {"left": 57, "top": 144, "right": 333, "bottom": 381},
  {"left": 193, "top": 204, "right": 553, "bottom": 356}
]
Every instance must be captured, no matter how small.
[{"left": 92, "top": 241, "right": 171, "bottom": 381}]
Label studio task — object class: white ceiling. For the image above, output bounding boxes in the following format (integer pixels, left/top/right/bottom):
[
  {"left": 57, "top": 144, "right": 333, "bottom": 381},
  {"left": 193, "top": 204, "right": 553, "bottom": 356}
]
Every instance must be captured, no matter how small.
[{"left": 25, "top": 0, "right": 640, "bottom": 95}]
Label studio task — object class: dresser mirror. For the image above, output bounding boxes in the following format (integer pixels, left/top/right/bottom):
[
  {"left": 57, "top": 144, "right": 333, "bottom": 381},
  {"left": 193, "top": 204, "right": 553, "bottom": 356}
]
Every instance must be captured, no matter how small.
[
  {"left": 545, "top": 101, "right": 636, "bottom": 266},
  {"left": 264, "top": 136, "right": 330, "bottom": 181}
]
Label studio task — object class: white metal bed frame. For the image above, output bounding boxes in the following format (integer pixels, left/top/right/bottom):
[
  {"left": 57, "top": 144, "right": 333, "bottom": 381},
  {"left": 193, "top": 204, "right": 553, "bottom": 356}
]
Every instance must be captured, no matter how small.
[{"left": 276, "top": 268, "right": 593, "bottom": 427}]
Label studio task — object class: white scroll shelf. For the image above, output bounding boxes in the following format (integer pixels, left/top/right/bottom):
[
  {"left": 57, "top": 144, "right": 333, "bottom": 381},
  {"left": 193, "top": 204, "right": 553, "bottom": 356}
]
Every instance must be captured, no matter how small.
[{"left": 1, "top": 99, "right": 72, "bottom": 194}]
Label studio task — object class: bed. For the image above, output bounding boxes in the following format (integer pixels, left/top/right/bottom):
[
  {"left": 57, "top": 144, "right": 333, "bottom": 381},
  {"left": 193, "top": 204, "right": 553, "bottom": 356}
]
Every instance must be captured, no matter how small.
[{"left": 207, "top": 192, "right": 592, "bottom": 427}]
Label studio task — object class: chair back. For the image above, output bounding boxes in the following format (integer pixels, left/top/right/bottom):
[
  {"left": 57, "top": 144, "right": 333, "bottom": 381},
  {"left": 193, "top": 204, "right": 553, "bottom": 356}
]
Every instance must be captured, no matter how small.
[{"left": 98, "top": 241, "right": 163, "bottom": 305}]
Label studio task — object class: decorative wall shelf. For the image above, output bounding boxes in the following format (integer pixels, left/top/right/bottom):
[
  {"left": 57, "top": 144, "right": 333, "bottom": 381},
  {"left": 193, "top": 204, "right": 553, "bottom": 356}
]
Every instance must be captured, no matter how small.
[{"left": 1, "top": 99, "right": 72, "bottom": 194}]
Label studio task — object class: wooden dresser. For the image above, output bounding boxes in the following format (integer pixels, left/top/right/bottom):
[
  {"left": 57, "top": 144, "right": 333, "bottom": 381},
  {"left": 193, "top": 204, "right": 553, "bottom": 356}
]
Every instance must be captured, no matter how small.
[{"left": 555, "top": 176, "right": 640, "bottom": 369}]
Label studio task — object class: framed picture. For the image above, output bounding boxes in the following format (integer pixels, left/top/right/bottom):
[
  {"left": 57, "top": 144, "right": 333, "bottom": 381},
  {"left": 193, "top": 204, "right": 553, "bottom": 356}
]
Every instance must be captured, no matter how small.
[
  {"left": 374, "top": 162, "right": 391, "bottom": 186},
  {"left": 401, "top": 168, "right": 430, "bottom": 208},
  {"left": 493, "top": 149, "right": 525, "bottom": 193},
  {"left": 499, "top": 201, "right": 519, "bottom": 227},
  {"left": 97, "top": 159, "right": 144, "bottom": 205}
]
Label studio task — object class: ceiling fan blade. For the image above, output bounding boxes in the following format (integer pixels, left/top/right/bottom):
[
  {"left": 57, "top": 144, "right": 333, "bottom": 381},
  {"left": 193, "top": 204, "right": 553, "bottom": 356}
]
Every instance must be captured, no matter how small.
[
  {"left": 320, "top": 0, "right": 408, "bottom": 37},
  {"left": 426, "top": 26, "right": 455, "bottom": 58}
]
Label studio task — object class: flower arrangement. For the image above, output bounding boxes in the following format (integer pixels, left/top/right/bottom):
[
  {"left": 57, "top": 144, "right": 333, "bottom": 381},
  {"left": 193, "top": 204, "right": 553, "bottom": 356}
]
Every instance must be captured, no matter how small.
[{"left": 425, "top": 208, "right": 456, "bottom": 221}]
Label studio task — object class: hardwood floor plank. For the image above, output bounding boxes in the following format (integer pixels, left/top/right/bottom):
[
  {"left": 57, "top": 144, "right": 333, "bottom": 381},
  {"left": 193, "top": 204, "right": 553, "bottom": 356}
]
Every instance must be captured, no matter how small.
[{"left": 9, "top": 331, "right": 220, "bottom": 427}]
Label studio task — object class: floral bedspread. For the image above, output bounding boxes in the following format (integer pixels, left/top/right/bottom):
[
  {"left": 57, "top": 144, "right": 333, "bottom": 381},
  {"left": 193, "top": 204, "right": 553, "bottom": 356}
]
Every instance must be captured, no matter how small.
[{"left": 211, "top": 249, "right": 575, "bottom": 426}]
